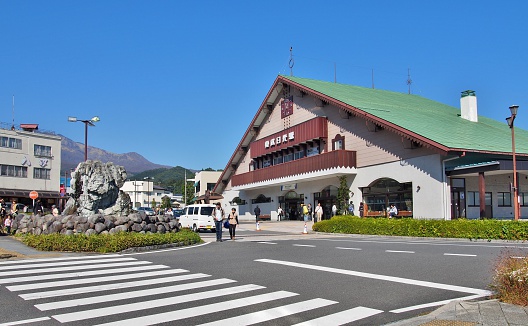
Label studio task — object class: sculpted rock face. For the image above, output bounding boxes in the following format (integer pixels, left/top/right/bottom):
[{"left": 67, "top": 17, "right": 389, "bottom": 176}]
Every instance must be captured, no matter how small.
[{"left": 63, "top": 160, "right": 131, "bottom": 217}]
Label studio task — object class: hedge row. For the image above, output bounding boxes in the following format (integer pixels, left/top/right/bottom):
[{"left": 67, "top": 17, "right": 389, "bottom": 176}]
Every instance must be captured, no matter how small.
[
  {"left": 16, "top": 229, "right": 203, "bottom": 253},
  {"left": 313, "top": 216, "right": 528, "bottom": 240}
]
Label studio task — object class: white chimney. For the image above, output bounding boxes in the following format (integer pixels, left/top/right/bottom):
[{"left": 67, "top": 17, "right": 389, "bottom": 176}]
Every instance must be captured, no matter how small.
[{"left": 460, "top": 90, "right": 478, "bottom": 122}]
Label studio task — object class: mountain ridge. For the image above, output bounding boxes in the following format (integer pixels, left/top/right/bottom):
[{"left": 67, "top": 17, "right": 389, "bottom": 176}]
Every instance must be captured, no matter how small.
[{"left": 60, "top": 134, "right": 172, "bottom": 175}]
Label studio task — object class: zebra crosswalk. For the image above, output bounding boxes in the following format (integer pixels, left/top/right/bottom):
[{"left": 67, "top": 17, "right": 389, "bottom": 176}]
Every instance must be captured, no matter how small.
[{"left": 0, "top": 255, "right": 383, "bottom": 325}]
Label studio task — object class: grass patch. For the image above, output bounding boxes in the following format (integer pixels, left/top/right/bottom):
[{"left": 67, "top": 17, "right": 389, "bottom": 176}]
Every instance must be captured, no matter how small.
[
  {"left": 491, "top": 252, "right": 528, "bottom": 306},
  {"left": 15, "top": 229, "right": 202, "bottom": 253},
  {"left": 313, "top": 216, "right": 528, "bottom": 240}
]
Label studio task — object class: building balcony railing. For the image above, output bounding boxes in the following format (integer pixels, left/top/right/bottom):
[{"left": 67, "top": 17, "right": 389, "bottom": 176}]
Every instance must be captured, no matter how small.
[{"left": 232, "top": 150, "right": 357, "bottom": 187}]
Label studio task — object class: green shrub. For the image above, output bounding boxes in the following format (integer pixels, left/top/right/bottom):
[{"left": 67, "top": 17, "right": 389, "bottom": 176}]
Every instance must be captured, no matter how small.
[
  {"left": 490, "top": 252, "right": 528, "bottom": 306},
  {"left": 313, "top": 216, "right": 528, "bottom": 240},
  {"left": 16, "top": 229, "right": 202, "bottom": 253}
]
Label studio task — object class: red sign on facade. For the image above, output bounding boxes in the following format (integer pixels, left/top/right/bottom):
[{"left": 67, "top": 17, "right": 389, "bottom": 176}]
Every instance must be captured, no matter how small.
[{"left": 281, "top": 96, "right": 293, "bottom": 119}]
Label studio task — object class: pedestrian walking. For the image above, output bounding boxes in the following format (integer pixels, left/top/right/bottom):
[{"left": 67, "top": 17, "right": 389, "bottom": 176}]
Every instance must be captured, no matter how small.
[
  {"left": 277, "top": 206, "right": 283, "bottom": 221},
  {"left": 33, "top": 199, "right": 43, "bottom": 216},
  {"left": 227, "top": 208, "right": 239, "bottom": 240},
  {"left": 213, "top": 202, "right": 225, "bottom": 242},
  {"left": 315, "top": 203, "right": 323, "bottom": 223},
  {"left": 10, "top": 201, "right": 18, "bottom": 218},
  {"left": 348, "top": 201, "right": 355, "bottom": 215},
  {"left": 254, "top": 205, "right": 261, "bottom": 223},
  {"left": 359, "top": 202, "right": 365, "bottom": 218},
  {"left": 302, "top": 204, "right": 309, "bottom": 222},
  {"left": 332, "top": 204, "right": 337, "bottom": 216},
  {"left": 4, "top": 215, "right": 12, "bottom": 234}
]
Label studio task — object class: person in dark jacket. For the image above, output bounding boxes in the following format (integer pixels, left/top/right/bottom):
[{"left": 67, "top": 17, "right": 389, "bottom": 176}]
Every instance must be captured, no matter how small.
[
  {"left": 33, "top": 199, "right": 43, "bottom": 216},
  {"left": 254, "top": 205, "right": 261, "bottom": 222}
]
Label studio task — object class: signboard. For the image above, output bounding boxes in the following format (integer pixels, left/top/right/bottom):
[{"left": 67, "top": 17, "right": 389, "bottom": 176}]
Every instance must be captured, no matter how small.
[
  {"left": 60, "top": 184, "right": 66, "bottom": 197},
  {"left": 281, "top": 184, "right": 297, "bottom": 191},
  {"left": 29, "top": 191, "right": 39, "bottom": 200},
  {"left": 281, "top": 96, "right": 293, "bottom": 118}
]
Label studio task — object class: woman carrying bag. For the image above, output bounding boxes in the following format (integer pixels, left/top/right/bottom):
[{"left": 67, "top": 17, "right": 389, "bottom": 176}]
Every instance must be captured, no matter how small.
[{"left": 228, "top": 208, "right": 239, "bottom": 240}]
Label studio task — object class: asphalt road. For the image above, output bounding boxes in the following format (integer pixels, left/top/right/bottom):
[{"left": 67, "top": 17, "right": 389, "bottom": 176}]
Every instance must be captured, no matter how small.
[{"left": 1, "top": 221, "right": 528, "bottom": 325}]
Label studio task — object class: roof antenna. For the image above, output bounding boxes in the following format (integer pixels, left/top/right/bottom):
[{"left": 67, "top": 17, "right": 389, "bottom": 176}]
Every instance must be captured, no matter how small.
[
  {"left": 11, "top": 95, "right": 15, "bottom": 130},
  {"left": 407, "top": 68, "right": 412, "bottom": 94},
  {"left": 289, "top": 47, "right": 294, "bottom": 76}
]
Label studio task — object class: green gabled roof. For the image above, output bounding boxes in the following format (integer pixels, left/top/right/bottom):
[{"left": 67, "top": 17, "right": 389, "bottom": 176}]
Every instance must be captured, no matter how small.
[{"left": 281, "top": 75, "right": 528, "bottom": 155}]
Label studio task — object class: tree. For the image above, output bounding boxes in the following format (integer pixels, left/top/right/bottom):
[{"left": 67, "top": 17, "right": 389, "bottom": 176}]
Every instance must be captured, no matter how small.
[
  {"left": 181, "top": 181, "right": 195, "bottom": 205},
  {"left": 337, "top": 175, "right": 350, "bottom": 215},
  {"left": 161, "top": 195, "right": 171, "bottom": 209},
  {"left": 151, "top": 198, "right": 157, "bottom": 209}
]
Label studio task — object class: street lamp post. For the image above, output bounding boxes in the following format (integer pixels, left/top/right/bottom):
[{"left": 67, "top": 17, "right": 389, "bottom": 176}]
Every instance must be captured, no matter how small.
[
  {"left": 67, "top": 116, "right": 101, "bottom": 161},
  {"left": 506, "top": 105, "right": 520, "bottom": 221},
  {"left": 144, "top": 177, "right": 154, "bottom": 208}
]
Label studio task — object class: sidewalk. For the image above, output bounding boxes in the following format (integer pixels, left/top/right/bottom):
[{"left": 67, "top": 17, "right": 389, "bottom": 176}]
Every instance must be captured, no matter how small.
[
  {"left": 385, "top": 299, "right": 528, "bottom": 326},
  {"left": 0, "top": 235, "right": 74, "bottom": 259}
]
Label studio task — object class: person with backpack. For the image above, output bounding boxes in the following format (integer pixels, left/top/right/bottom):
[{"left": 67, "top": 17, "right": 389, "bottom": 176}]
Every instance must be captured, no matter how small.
[{"left": 227, "top": 208, "right": 239, "bottom": 240}]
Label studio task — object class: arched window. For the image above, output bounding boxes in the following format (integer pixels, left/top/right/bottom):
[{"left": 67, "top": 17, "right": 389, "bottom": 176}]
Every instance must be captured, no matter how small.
[{"left": 361, "top": 178, "right": 413, "bottom": 217}]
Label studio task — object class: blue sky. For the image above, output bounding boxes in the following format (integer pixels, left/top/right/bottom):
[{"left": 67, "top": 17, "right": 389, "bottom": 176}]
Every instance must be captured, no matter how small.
[{"left": 1, "top": 1, "right": 528, "bottom": 171}]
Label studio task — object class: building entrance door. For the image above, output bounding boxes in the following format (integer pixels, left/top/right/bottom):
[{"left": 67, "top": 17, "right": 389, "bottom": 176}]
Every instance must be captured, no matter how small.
[{"left": 450, "top": 178, "right": 466, "bottom": 219}]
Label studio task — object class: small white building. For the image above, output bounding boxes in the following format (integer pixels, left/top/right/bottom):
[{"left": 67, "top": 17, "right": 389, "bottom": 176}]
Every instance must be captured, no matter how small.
[{"left": 122, "top": 180, "right": 172, "bottom": 208}]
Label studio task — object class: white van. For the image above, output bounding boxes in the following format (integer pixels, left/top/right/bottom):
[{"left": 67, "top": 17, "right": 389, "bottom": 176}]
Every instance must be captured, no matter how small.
[{"left": 178, "top": 204, "right": 216, "bottom": 232}]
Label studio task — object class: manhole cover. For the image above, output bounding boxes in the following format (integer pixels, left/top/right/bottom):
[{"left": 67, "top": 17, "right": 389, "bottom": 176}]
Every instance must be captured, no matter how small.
[{"left": 420, "top": 320, "right": 477, "bottom": 326}]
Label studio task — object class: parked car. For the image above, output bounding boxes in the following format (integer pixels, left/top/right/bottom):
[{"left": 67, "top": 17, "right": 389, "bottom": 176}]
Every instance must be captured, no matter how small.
[
  {"left": 173, "top": 209, "right": 184, "bottom": 218},
  {"left": 136, "top": 207, "right": 155, "bottom": 216},
  {"left": 178, "top": 204, "right": 216, "bottom": 232}
]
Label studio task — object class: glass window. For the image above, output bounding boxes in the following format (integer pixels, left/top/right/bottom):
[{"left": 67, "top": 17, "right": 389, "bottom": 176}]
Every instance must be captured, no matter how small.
[
  {"left": 335, "top": 139, "right": 343, "bottom": 150},
  {"left": 34, "top": 144, "right": 52, "bottom": 157},
  {"left": 1, "top": 136, "right": 22, "bottom": 149},
  {"left": 294, "top": 151, "right": 304, "bottom": 160},
  {"left": 498, "top": 192, "right": 512, "bottom": 207},
  {"left": 34, "top": 168, "right": 51, "bottom": 180},
  {"left": 521, "top": 193, "right": 528, "bottom": 207},
  {"left": 284, "top": 153, "right": 293, "bottom": 163},
  {"left": 201, "top": 207, "right": 214, "bottom": 215},
  {"left": 273, "top": 155, "right": 283, "bottom": 165}
]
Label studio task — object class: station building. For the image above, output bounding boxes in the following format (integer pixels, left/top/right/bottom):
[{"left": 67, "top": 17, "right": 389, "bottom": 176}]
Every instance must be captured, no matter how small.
[{"left": 215, "top": 75, "right": 528, "bottom": 220}]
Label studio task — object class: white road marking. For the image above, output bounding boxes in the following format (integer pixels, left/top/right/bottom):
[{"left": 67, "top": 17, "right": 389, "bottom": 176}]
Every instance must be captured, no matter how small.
[
  {"left": 386, "top": 250, "right": 415, "bottom": 254},
  {"left": 52, "top": 284, "right": 266, "bottom": 323},
  {"left": 122, "top": 242, "right": 210, "bottom": 255},
  {"left": 0, "top": 257, "right": 137, "bottom": 271},
  {"left": 291, "top": 306, "right": 384, "bottom": 326},
  {"left": 444, "top": 253, "right": 477, "bottom": 257},
  {"left": 320, "top": 238, "right": 528, "bottom": 249},
  {"left": 3, "top": 264, "right": 169, "bottom": 285},
  {"left": 196, "top": 298, "right": 337, "bottom": 326},
  {"left": 390, "top": 294, "right": 487, "bottom": 313},
  {"left": 336, "top": 247, "right": 362, "bottom": 250},
  {"left": 0, "top": 260, "right": 151, "bottom": 278},
  {"left": 91, "top": 291, "right": 298, "bottom": 326},
  {"left": 36, "top": 278, "right": 237, "bottom": 311},
  {"left": 256, "top": 259, "right": 491, "bottom": 295},
  {"left": 0, "top": 317, "right": 51, "bottom": 325},
  {"left": 511, "top": 256, "right": 527, "bottom": 259},
  {"left": 258, "top": 242, "right": 277, "bottom": 244},
  {"left": 10, "top": 268, "right": 184, "bottom": 293},
  {"left": 0, "top": 254, "right": 122, "bottom": 266},
  {"left": 293, "top": 244, "right": 316, "bottom": 247}
]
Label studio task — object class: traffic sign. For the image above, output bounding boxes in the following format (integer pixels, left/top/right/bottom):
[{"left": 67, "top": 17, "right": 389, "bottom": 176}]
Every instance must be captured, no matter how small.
[{"left": 29, "top": 191, "right": 39, "bottom": 200}]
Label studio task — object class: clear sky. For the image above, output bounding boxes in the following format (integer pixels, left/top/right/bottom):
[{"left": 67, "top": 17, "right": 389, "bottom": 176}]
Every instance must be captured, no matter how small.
[{"left": 1, "top": 1, "right": 528, "bottom": 171}]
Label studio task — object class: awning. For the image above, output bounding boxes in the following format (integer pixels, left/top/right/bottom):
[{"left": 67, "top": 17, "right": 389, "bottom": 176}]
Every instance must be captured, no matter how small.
[{"left": 0, "top": 189, "right": 62, "bottom": 199}]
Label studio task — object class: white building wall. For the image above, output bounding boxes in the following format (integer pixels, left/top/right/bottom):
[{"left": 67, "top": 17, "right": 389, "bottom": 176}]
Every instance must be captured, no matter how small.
[
  {"left": 0, "top": 128, "right": 61, "bottom": 196},
  {"left": 352, "top": 154, "right": 445, "bottom": 219}
]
